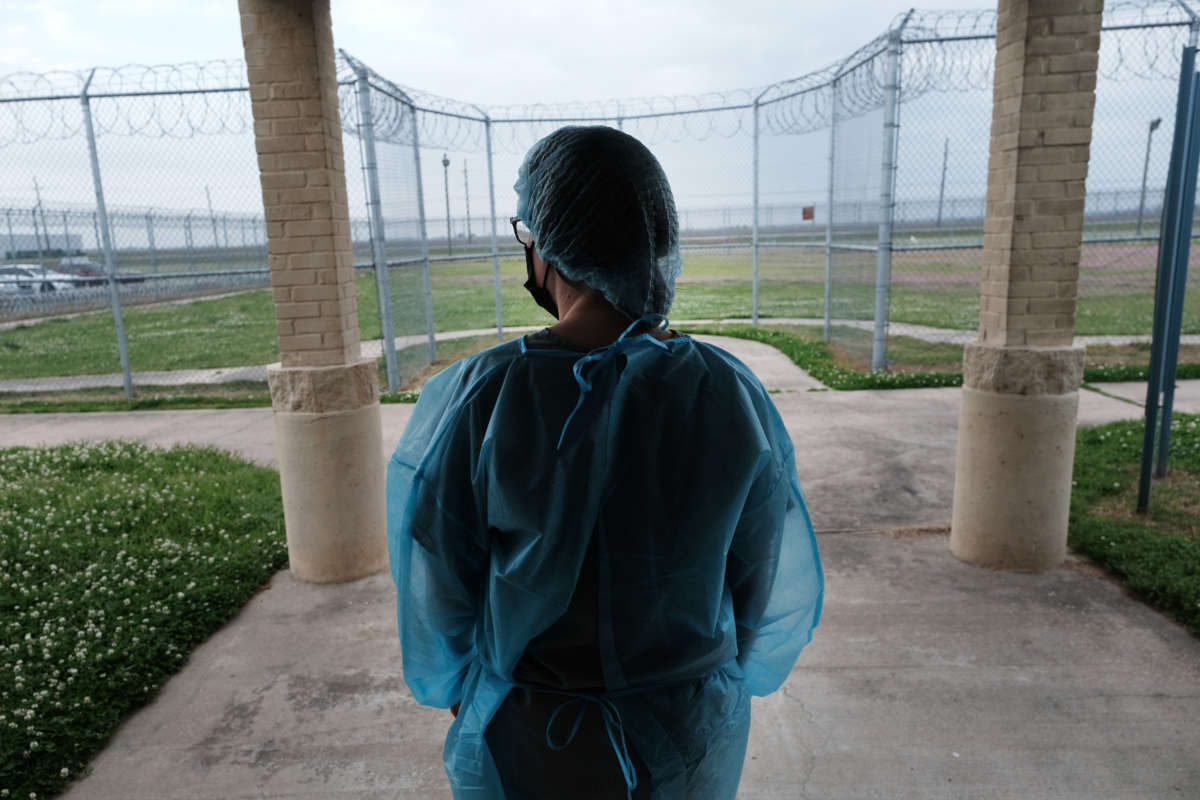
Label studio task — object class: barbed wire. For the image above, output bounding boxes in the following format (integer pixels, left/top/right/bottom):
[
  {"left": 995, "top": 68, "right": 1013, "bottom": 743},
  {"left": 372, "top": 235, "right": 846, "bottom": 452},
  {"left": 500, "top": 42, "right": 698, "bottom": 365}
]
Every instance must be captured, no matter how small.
[
  {"left": 0, "top": 61, "right": 252, "bottom": 145},
  {"left": 1, "top": 1, "right": 1196, "bottom": 151}
]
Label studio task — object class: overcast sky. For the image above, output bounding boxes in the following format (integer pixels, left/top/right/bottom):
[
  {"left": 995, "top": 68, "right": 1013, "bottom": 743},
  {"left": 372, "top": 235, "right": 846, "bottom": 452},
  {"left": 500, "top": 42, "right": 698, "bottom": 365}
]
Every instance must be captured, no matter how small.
[
  {"left": 1, "top": 0, "right": 972, "bottom": 103},
  {"left": 0, "top": 1, "right": 1182, "bottom": 234}
]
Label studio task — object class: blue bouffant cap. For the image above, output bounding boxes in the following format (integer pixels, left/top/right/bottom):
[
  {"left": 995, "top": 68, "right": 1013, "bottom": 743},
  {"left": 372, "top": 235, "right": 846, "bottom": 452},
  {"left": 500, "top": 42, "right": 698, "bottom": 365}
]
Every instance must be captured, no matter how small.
[{"left": 515, "top": 126, "right": 683, "bottom": 319}]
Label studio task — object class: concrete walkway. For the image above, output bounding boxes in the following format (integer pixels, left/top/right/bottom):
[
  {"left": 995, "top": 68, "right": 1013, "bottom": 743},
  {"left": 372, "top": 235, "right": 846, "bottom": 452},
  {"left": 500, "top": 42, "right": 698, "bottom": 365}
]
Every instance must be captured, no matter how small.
[{"left": 1, "top": 337, "right": 1198, "bottom": 798}]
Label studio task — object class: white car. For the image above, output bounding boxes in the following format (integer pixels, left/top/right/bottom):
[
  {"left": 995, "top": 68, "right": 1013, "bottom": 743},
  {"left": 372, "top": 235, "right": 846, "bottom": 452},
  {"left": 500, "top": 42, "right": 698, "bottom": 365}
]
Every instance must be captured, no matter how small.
[{"left": 0, "top": 264, "right": 78, "bottom": 293}]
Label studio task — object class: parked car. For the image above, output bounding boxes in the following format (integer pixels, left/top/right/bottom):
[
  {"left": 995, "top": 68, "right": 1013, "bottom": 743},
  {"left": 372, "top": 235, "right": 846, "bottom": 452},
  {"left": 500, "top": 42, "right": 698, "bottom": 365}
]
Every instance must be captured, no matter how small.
[
  {"left": 0, "top": 265, "right": 77, "bottom": 293},
  {"left": 58, "top": 256, "right": 147, "bottom": 285}
]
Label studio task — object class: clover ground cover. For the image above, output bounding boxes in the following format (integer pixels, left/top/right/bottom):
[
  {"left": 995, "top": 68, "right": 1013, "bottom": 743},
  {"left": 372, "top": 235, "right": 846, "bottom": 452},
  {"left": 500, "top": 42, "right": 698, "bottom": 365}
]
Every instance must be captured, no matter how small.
[
  {"left": 1069, "top": 415, "right": 1200, "bottom": 636},
  {"left": 0, "top": 441, "right": 286, "bottom": 799}
]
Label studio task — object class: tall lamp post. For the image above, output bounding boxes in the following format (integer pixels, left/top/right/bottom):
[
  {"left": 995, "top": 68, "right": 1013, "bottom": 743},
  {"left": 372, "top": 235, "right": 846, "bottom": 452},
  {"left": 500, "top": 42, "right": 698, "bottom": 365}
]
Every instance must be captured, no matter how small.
[
  {"left": 936, "top": 137, "right": 949, "bottom": 228},
  {"left": 442, "top": 153, "right": 452, "bottom": 256},
  {"left": 1137, "top": 117, "right": 1162, "bottom": 237},
  {"left": 463, "top": 161, "right": 472, "bottom": 245}
]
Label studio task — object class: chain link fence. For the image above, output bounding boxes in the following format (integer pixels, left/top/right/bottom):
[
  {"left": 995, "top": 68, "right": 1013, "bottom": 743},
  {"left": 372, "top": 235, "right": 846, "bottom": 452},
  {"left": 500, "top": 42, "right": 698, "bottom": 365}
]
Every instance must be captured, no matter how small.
[{"left": 1, "top": 0, "right": 1197, "bottom": 401}]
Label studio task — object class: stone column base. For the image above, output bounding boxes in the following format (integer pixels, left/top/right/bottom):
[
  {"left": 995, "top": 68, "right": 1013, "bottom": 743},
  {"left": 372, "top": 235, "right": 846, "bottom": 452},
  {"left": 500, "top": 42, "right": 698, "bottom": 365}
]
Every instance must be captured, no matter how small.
[
  {"left": 268, "top": 358, "right": 387, "bottom": 584},
  {"left": 950, "top": 343, "right": 1085, "bottom": 572}
]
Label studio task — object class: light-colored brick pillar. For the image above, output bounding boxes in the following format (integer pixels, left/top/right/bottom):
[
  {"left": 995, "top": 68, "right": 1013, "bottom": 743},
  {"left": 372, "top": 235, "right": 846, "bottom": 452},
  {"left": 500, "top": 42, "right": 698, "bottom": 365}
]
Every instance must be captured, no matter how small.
[
  {"left": 950, "top": 0, "right": 1102, "bottom": 571},
  {"left": 239, "top": 0, "right": 386, "bottom": 583}
]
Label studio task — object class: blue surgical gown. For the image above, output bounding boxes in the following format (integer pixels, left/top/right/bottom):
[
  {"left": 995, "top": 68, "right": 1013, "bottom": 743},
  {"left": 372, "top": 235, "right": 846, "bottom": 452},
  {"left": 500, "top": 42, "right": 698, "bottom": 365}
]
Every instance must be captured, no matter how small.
[{"left": 387, "top": 326, "right": 823, "bottom": 799}]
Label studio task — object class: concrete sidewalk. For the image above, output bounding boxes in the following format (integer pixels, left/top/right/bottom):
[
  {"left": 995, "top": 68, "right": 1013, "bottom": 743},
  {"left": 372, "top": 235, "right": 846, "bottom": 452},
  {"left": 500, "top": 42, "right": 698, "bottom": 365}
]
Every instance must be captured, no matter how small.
[{"left": 1, "top": 336, "right": 1198, "bottom": 798}]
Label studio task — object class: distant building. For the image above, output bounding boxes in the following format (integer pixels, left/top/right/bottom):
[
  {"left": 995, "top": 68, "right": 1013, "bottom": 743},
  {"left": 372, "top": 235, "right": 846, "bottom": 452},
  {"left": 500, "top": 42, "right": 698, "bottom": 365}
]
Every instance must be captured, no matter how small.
[{"left": 2, "top": 232, "right": 85, "bottom": 259}]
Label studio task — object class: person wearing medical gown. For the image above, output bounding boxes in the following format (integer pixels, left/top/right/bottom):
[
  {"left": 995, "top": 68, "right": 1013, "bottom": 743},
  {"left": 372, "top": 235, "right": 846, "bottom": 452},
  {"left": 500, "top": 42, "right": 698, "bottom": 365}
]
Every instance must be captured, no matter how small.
[{"left": 387, "top": 125, "right": 823, "bottom": 799}]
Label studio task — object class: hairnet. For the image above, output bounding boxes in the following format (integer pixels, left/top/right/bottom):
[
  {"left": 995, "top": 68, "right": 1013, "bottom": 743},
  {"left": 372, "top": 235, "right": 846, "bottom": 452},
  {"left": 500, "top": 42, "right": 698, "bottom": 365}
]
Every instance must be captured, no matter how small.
[{"left": 514, "top": 126, "right": 683, "bottom": 319}]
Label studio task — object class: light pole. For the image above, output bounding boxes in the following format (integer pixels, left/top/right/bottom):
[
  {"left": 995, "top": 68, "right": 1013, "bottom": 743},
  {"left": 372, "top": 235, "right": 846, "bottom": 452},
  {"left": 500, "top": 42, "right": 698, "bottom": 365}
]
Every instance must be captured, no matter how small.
[
  {"left": 463, "top": 161, "right": 472, "bottom": 245},
  {"left": 936, "top": 137, "right": 949, "bottom": 229},
  {"left": 442, "top": 153, "right": 452, "bottom": 256},
  {"left": 1137, "top": 117, "right": 1162, "bottom": 237}
]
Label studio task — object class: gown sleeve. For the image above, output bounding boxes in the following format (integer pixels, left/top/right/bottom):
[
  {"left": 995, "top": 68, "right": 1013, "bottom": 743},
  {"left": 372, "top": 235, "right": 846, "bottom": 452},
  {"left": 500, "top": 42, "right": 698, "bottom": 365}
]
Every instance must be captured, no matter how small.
[
  {"left": 725, "top": 389, "right": 824, "bottom": 697},
  {"left": 387, "top": 361, "right": 490, "bottom": 709}
]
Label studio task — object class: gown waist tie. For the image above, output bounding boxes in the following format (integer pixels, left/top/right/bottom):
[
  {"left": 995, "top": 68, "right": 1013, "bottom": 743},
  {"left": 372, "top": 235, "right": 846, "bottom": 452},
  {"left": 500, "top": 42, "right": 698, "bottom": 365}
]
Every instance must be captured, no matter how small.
[{"left": 543, "top": 691, "right": 638, "bottom": 799}]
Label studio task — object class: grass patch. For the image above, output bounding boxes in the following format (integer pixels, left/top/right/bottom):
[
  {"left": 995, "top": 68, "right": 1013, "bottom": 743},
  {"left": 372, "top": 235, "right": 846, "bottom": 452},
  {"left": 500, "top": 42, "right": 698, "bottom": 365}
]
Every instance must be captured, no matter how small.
[
  {"left": 0, "top": 382, "right": 273, "bottom": 414},
  {"left": 0, "top": 290, "right": 280, "bottom": 379},
  {"left": 0, "top": 251, "right": 1196, "bottom": 387},
  {"left": 681, "top": 324, "right": 964, "bottom": 390},
  {"left": 0, "top": 441, "right": 287, "bottom": 799},
  {"left": 685, "top": 324, "right": 1200, "bottom": 389},
  {"left": 1069, "top": 415, "right": 1200, "bottom": 636}
]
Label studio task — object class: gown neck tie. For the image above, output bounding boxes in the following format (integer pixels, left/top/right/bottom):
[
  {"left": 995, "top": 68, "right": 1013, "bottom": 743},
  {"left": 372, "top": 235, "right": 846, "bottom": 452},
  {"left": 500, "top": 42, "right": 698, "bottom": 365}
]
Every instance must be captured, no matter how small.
[{"left": 556, "top": 314, "right": 669, "bottom": 451}]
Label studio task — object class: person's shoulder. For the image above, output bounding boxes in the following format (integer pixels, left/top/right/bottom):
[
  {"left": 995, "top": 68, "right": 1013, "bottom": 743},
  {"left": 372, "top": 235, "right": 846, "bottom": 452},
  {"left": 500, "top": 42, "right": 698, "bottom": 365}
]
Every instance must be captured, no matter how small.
[
  {"left": 393, "top": 339, "right": 525, "bottom": 465},
  {"left": 679, "top": 336, "right": 770, "bottom": 396},
  {"left": 424, "top": 337, "right": 525, "bottom": 397}
]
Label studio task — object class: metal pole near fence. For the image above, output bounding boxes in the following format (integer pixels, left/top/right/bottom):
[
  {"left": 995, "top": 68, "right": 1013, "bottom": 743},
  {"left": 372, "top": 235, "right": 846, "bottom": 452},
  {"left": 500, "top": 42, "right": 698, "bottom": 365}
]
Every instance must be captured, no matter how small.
[
  {"left": 185, "top": 212, "right": 195, "bottom": 270},
  {"left": 1156, "top": 73, "right": 1200, "bottom": 478},
  {"left": 205, "top": 186, "right": 219, "bottom": 250},
  {"left": 1139, "top": 42, "right": 1198, "bottom": 511},
  {"left": 442, "top": 153, "right": 452, "bottom": 257},
  {"left": 81, "top": 68, "right": 134, "bottom": 400},
  {"left": 31, "top": 206, "right": 46, "bottom": 274},
  {"left": 146, "top": 211, "right": 157, "bottom": 273},
  {"left": 5, "top": 209, "right": 15, "bottom": 262},
  {"left": 61, "top": 211, "right": 70, "bottom": 257},
  {"left": 872, "top": 21, "right": 908, "bottom": 372},
  {"left": 1137, "top": 117, "right": 1162, "bottom": 237},
  {"left": 463, "top": 161, "right": 472, "bottom": 245},
  {"left": 751, "top": 98, "right": 761, "bottom": 326},
  {"left": 353, "top": 65, "right": 400, "bottom": 392},
  {"left": 825, "top": 77, "right": 839, "bottom": 344},
  {"left": 411, "top": 105, "right": 438, "bottom": 361},
  {"left": 33, "top": 179, "right": 49, "bottom": 272},
  {"left": 478, "top": 113, "right": 504, "bottom": 341},
  {"left": 936, "top": 137, "right": 949, "bottom": 229}
]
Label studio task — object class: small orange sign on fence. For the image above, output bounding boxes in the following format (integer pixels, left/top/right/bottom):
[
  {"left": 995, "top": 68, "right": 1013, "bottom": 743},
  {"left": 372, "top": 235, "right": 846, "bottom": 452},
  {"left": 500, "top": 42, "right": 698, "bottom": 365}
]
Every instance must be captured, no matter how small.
[{"left": 802, "top": 205, "right": 815, "bottom": 221}]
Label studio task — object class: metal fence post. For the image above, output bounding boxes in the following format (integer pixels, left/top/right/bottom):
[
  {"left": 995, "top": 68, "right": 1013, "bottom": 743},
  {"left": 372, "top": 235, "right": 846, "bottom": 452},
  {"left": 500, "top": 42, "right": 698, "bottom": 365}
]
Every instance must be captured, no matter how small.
[
  {"left": 409, "top": 103, "right": 438, "bottom": 362},
  {"left": 1156, "top": 70, "right": 1200, "bottom": 478},
  {"left": 81, "top": 69, "right": 134, "bottom": 400},
  {"left": 205, "top": 185, "right": 219, "bottom": 249},
  {"left": 354, "top": 65, "right": 399, "bottom": 392},
  {"left": 481, "top": 114, "right": 504, "bottom": 340},
  {"left": 33, "top": 179, "right": 50, "bottom": 267},
  {"left": 751, "top": 98, "right": 761, "bottom": 326},
  {"left": 61, "top": 211, "right": 70, "bottom": 256},
  {"left": 1138, "top": 43, "right": 1196, "bottom": 511},
  {"left": 4, "top": 209, "right": 15, "bottom": 261},
  {"left": 185, "top": 212, "right": 195, "bottom": 270},
  {"left": 825, "top": 78, "right": 839, "bottom": 343},
  {"left": 463, "top": 161, "right": 472, "bottom": 245},
  {"left": 91, "top": 211, "right": 100, "bottom": 258},
  {"left": 872, "top": 25, "right": 906, "bottom": 372},
  {"left": 32, "top": 205, "right": 46, "bottom": 273},
  {"left": 146, "top": 211, "right": 157, "bottom": 273},
  {"left": 936, "top": 137, "right": 949, "bottom": 229}
]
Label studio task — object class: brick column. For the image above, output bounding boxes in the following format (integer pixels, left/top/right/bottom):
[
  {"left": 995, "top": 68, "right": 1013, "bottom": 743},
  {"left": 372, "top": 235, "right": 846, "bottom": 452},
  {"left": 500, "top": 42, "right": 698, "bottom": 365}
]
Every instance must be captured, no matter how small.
[
  {"left": 950, "top": 0, "right": 1103, "bottom": 571},
  {"left": 239, "top": 0, "right": 386, "bottom": 583}
]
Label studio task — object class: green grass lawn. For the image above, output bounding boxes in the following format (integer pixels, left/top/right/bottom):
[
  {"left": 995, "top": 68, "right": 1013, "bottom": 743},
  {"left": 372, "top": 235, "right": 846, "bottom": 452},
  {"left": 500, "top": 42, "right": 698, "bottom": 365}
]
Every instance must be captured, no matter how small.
[
  {"left": 1069, "top": 415, "right": 1200, "bottom": 636},
  {"left": 0, "top": 441, "right": 287, "bottom": 799},
  {"left": 0, "top": 251, "right": 1196, "bottom": 384}
]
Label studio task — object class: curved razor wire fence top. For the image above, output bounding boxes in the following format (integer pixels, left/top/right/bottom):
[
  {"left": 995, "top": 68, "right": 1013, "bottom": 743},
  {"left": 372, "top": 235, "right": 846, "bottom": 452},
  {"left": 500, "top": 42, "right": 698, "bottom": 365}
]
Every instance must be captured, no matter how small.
[
  {"left": 0, "top": 60, "right": 252, "bottom": 143},
  {"left": 2, "top": 0, "right": 1196, "bottom": 154}
]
